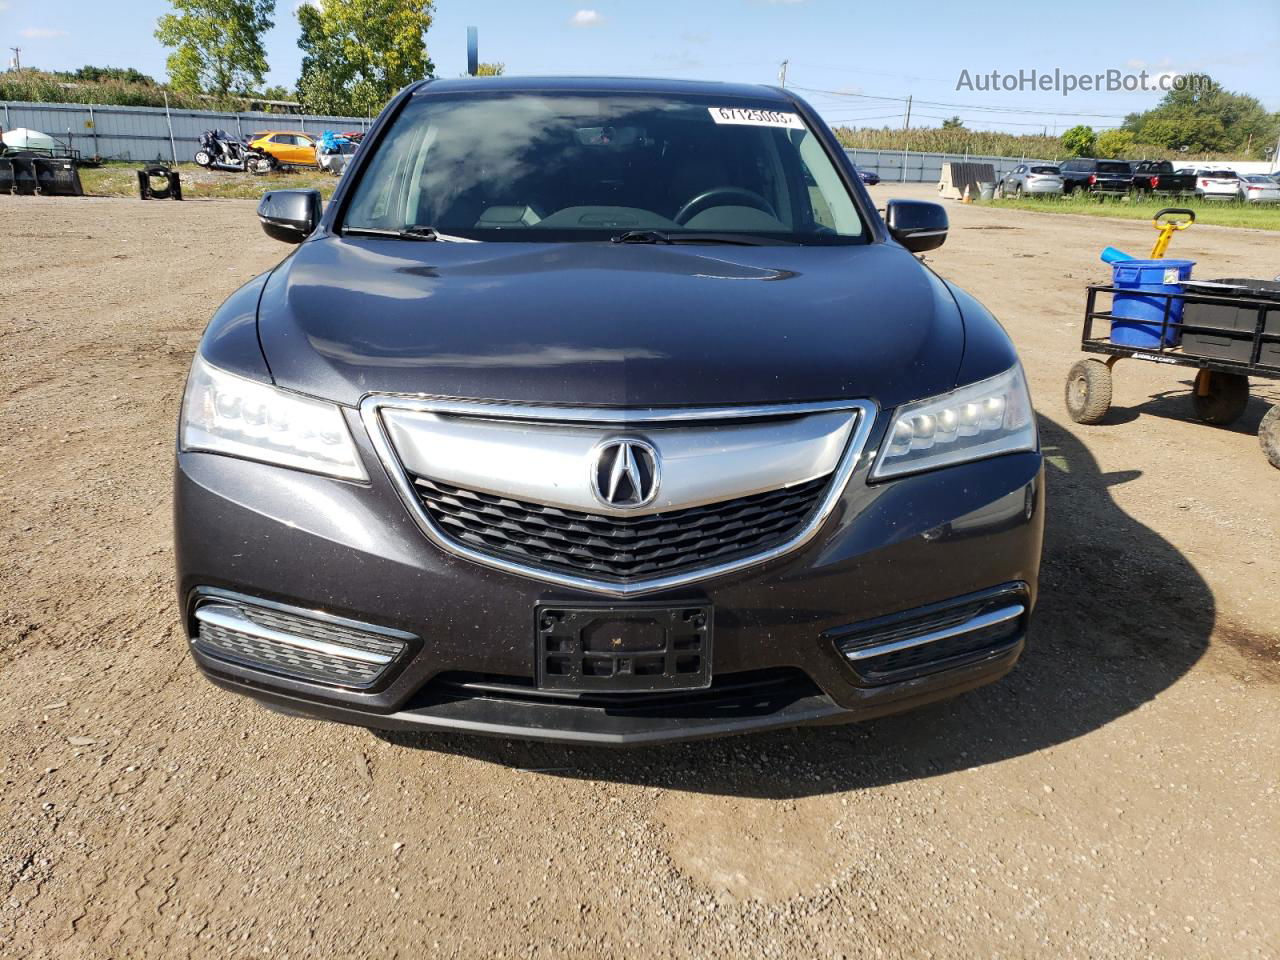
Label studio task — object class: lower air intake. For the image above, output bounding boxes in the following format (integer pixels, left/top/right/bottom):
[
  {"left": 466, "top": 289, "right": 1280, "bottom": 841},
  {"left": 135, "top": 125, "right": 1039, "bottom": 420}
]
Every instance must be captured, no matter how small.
[
  {"left": 193, "top": 599, "right": 410, "bottom": 689},
  {"left": 829, "top": 584, "right": 1028, "bottom": 684}
]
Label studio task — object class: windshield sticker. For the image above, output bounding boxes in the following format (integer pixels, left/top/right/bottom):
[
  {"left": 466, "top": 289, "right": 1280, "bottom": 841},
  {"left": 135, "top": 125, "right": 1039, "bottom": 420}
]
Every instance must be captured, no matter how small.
[{"left": 708, "top": 107, "right": 805, "bottom": 129}]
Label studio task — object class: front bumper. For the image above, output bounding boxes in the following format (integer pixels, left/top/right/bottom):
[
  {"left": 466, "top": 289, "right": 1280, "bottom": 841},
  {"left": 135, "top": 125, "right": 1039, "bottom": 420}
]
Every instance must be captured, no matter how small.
[{"left": 175, "top": 427, "right": 1044, "bottom": 745}]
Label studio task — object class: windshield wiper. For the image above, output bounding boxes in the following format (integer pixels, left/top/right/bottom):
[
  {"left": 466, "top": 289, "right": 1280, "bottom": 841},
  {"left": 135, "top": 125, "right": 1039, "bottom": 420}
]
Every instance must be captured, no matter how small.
[
  {"left": 343, "top": 225, "right": 479, "bottom": 243},
  {"left": 611, "top": 229, "right": 797, "bottom": 246}
]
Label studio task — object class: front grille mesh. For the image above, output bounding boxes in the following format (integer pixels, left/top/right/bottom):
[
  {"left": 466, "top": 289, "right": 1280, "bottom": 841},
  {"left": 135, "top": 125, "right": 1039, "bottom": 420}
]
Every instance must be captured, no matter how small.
[{"left": 411, "top": 475, "right": 830, "bottom": 581}]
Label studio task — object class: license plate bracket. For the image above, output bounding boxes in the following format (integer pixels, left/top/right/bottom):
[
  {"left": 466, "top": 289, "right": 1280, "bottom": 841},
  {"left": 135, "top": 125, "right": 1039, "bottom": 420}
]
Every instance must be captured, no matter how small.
[{"left": 535, "top": 603, "right": 712, "bottom": 692}]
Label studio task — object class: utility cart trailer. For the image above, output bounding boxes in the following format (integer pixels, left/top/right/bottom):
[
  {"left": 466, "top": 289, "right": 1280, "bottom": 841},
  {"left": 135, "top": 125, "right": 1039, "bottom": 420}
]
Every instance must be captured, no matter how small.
[{"left": 1065, "top": 279, "right": 1280, "bottom": 469}]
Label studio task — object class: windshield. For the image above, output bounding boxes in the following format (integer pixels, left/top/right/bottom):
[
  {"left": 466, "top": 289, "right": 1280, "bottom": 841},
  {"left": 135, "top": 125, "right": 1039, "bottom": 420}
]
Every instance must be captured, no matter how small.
[
  {"left": 342, "top": 91, "right": 866, "bottom": 243},
  {"left": 1097, "top": 161, "right": 1131, "bottom": 174}
]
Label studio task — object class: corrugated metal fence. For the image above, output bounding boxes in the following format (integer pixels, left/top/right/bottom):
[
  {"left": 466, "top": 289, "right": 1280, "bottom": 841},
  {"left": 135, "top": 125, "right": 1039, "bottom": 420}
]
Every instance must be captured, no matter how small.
[
  {"left": 845, "top": 148, "right": 1054, "bottom": 184},
  {"left": 2, "top": 100, "right": 1061, "bottom": 180},
  {"left": 0, "top": 100, "right": 370, "bottom": 162}
]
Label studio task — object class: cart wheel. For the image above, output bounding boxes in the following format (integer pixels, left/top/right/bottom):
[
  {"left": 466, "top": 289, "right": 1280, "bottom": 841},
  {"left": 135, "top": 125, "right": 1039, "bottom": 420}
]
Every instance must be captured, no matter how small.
[
  {"left": 1065, "top": 359, "right": 1113, "bottom": 424},
  {"left": 1190, "top": 370, "right": 1249, "bottom": 425},
  {"left": 1259, "top": 404, "right": 1280, "bottom": 469}
]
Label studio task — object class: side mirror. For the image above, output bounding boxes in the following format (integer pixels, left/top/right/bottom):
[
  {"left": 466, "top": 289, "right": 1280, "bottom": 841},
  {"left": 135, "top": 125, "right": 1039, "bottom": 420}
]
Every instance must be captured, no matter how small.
[
  {"left": 885, "top": 199, "right": 948, "bottom": 253},
  {"left": 257, "top": 189, "right": 322, "bottom": 243}
]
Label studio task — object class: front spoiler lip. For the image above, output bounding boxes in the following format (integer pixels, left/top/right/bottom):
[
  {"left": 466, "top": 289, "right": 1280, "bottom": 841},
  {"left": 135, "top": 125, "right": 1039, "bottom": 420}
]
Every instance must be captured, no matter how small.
[{"left": 194, "top": 639, "right": 1023, "bottom": 747}]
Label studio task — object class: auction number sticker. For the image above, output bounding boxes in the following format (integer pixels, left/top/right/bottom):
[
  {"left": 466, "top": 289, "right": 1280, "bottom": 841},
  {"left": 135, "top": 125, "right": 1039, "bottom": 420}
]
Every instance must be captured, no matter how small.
[{"left": 708, "top": 107, "right": 805, "bottom": 129}]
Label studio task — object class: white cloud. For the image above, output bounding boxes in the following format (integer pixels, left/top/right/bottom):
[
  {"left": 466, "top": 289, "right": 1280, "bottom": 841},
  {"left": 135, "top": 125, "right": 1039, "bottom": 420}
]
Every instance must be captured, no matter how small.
[
  {"left": 569, "top": 9, "right": 604, "bottom": 27},
  {"left": 21, "top": 27, "right": 68, "bottom": 38}
]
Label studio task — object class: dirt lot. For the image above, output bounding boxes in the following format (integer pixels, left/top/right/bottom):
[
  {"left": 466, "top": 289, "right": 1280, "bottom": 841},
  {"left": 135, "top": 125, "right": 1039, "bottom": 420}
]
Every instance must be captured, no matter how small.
[{"left": 1, "top": 188, "right": 1277, "bottom": 959}]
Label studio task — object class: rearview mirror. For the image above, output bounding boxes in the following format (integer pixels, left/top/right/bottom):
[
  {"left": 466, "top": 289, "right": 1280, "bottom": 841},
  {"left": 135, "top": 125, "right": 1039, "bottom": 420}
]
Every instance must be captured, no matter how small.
[
  {"left": 885, "top": 199, "right": 948, "bottom": 253},
  {"left": 257, "top": 189, "right": 322, "bottom": 243}
]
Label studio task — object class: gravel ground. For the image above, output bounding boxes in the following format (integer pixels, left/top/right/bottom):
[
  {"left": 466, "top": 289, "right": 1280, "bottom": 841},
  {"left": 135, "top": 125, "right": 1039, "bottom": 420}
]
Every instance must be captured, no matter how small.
[{"left": 1, "top": 189, "right": 1277, "bottom": 959}]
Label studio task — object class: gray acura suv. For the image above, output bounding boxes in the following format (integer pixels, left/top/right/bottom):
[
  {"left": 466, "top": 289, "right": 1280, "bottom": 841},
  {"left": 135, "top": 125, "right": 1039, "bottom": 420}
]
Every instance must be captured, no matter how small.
[{"left": 175, "top": 77, "right": 1044, "bottom": 745}]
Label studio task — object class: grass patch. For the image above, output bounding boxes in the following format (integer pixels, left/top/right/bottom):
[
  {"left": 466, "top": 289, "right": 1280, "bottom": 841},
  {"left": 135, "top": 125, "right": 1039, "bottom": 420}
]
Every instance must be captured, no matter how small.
[
  {"left": 984, "top": 193, "right": 1280, "bottom": 231},
  {"left": 78, "top": 162, "right": 340, "bottom": 201}
]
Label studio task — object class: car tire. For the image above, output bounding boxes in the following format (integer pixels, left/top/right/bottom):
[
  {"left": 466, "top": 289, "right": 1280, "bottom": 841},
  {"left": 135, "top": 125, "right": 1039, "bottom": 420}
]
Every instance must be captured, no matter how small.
[
  {"left": 1065, "top": 359, "right": 1112, "bottom": 424},
  {"left": 1190, "top": 370, "right": 1249, "bottom": 425},
  {"left": 194, "top": 150, "right": 212, "bottom": 167},
  {"left": 1013, "top": 183, "right": 1023, "bottom": 198},
  {"left": 1259, "top": 404, "right": 1280, "bottom": 469}
]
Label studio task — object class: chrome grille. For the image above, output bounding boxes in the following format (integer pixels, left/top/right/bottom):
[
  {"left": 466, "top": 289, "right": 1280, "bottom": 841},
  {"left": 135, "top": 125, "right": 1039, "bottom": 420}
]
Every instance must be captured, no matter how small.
[
  {"left": 362, "top": 396, "right": 877, "bottom": 594},
  {"left": 412, "top": 475, "right": 830, "bottom": 582}
]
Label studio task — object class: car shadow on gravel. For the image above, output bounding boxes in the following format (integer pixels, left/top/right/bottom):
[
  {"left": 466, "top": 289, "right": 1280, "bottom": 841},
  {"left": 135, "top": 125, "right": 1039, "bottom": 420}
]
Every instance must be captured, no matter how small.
[{"left": 377, "top": 413, "right": 1213, "bottom": 798}]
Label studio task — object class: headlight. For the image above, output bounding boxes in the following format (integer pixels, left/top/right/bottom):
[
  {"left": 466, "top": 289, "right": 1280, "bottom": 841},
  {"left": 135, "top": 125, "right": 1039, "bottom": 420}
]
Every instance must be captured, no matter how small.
[
  {"left": 180, "top": 354, "right": 368, "bottom": 481},
  {"left": 872, "top": 364, "right": 1036, "bottom": 480}
]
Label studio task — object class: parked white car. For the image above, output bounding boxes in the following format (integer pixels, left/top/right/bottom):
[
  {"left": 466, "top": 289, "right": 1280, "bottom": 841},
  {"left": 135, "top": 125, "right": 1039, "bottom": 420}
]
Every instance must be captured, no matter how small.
[
  {"left": 997, "top": 164, "right": 1064, "bottom": 198},
  {"left": 1239, "top": 174, "right": 1280, "bottom": 204},
  {"left": 1189, "top": 169, "right": 1243, "bottom": 201},
  {"left": 317, "top": 140, "right": 358, "bottom": 176}
]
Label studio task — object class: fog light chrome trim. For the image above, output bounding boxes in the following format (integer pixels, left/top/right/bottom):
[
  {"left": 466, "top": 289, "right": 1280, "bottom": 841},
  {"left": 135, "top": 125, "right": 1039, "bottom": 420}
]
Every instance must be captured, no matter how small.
[
  {"left": 188, "top": 590, "right": 416, "bottom": 690},
  {"left": 839, "top": 603, "right": 1025, "bottom": 662},
  {"left": 195, "top": 603, "right": 396, "bottom": 665}
]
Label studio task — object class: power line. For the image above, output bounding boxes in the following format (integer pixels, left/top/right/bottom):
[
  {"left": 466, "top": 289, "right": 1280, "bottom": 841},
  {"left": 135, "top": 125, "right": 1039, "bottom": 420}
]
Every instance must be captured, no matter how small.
[
  {"left": 824, "top": 113, "right": 914, "bottom": 124},
  {"left": 792, "top": 84, "right": 1132, "bottom": 120}
]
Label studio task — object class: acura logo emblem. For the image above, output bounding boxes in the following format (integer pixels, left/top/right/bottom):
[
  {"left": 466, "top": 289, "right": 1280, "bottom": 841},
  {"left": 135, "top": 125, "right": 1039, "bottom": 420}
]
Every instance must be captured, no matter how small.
[{"left": 591, "top": 438, "right": 660, "bottom": 508}]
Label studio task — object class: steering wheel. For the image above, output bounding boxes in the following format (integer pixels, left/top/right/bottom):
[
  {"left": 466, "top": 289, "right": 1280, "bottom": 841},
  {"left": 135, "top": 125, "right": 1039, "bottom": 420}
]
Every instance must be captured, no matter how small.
[{"left": 673, "top": 186, "right": 777, "bottom": 225}]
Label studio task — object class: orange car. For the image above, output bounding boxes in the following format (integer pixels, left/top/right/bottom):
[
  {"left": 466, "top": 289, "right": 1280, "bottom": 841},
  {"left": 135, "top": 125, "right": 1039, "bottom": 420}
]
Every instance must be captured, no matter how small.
[{"left": 247, "top": 130, "right": 318, "bottom": 168}]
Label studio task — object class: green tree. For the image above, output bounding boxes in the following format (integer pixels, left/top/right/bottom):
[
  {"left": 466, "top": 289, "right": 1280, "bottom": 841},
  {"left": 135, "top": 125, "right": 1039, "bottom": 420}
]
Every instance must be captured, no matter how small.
[
  {"left": 258, "top": 84, "right": 296, "bottom": 102},
  {"left": 1060, "top": 124, "right": 1097, "bottom": 157},
  {"left": 1095, "top": 129, "right": 1137, "bottom": 158},
  {"left": 941, "top": 115, "right": 964, "bottom": 129},
  {"left": 1123, "top": 74, "right": 1279, "bottom": 156},
  {"left": 297, "top": 0, "right": 435, "bottom": 116},
  {"left": 154, "top": 0, "right": 276, "bottom": 96},
  {"left": 474, "top": 61, "right": 504, "bottom": 77}
]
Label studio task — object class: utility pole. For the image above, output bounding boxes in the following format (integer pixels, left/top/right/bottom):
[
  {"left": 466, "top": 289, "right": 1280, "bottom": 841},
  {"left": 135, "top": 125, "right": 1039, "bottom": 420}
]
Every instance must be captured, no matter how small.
[
  {"left": 9, "top": 47, "right": 20, "bottom": 71},
  {"left": 777, "top": 60, "right": 788, "bottom": 87},
  {"left": 902, "top": 94, "right": 912, "bottom": 131}
]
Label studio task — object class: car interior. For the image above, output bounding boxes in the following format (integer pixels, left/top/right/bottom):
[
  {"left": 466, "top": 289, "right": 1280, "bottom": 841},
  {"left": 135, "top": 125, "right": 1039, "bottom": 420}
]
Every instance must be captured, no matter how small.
[{"left": 344, "top": 97, "right": 864, "bottom": 239}]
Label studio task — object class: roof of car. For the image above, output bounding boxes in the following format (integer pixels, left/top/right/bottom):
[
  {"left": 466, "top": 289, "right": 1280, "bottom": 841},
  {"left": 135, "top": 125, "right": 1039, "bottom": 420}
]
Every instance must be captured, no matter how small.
[{"left": 411, "top": 75, "right": 792, "bottom": 103}]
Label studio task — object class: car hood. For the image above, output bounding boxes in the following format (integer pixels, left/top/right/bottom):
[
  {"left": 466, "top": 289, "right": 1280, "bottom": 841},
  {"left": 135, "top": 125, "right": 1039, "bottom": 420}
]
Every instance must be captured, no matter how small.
[{"left": 256, "top": 237, "right": 965, "bottom": 409}]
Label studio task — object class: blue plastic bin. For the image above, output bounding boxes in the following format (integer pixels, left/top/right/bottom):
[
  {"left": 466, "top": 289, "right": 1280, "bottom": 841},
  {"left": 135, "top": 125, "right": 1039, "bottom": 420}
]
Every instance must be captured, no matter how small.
[{"left": 1109, "top": 258, "right": 1195, "bottom": 347}]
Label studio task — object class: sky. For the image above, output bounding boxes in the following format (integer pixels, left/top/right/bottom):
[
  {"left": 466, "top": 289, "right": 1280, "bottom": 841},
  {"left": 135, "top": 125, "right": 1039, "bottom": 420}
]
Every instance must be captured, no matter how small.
[{"left": 3, "top": 0, "right": 1278, "bottom": 133}]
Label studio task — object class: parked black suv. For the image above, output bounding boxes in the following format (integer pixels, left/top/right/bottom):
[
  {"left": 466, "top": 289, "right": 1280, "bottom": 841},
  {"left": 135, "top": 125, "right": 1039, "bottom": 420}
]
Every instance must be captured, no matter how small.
[
  {"left": 1059, "top": 158, "right": 1133, "bottom": 194},
  {"left": 175, "top": 77, "right": 1044, "bottom": 745}
]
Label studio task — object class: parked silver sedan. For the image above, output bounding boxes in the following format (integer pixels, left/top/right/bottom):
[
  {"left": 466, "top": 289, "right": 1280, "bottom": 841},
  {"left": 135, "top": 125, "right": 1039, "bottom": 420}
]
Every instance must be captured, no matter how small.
[
  {"left": 1240, "top": 174, "right": 1280, "bottom": 204},
  {"left": 997, "top": 164, "right": 1063, "bottom": 198}
]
